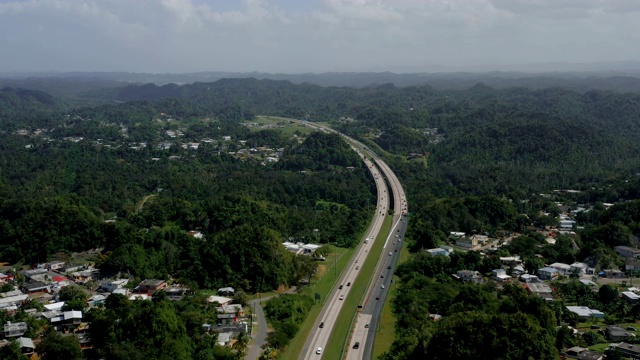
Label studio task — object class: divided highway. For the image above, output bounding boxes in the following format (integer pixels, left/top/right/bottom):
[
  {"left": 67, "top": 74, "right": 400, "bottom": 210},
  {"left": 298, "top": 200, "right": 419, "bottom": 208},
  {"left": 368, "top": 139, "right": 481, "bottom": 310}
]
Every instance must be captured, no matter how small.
[{"left": 288, "top": 119, "right": 408, "bottom": 360}]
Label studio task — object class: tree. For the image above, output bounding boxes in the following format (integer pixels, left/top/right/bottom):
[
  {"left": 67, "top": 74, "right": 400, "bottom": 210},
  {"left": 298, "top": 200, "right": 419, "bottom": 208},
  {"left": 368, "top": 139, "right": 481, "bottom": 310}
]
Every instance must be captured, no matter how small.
[
  {"left": 599, "top": 284, "right": 619, "bottom": 305},
  {"left": 58, "top": 285, "right": 88, "bottom": 303},
  {"left": 232, "top": 331, "right": 249, "bottom": 356},
  {"left": 0, "top": 341, "right": 28, "bottom": 360},
  {"left": 37, "top": 330, "right": 84, "bottom": 360}
]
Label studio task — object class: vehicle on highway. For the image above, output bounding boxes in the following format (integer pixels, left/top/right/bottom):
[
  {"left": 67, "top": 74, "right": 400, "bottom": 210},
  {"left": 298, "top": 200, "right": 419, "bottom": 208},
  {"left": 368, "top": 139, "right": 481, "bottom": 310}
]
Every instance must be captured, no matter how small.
[
  {"left": 347, "top": 282, "right": 351, "bottom": 286},
  {"left": 388, "top": 252, "right": 392, "bottom": 256},
  {"left": 339, "top": 295, "right": 345, "bottom": 300},
  {"left": 319, "top": 322, "right": 324, "bottom": 328},
  {"left": 316, "top": 347, "right": 322, "bottom": 355},
  {"left": 365, "top": 323, "right": 369, "bottom": 328},
  {"left": 387, "top": 265, "right": 391, "bottom": 269},
  {"left": 381, "top": 284, "right": 385, "bottom": 289},
  {"left": 376, "top": 296, "right": 379, "bottom": 300},
  {"left": 353, "top": 342, "right": 360, "bottom": 349},
  {"left": 380, "top": 274, "right": 384, "bottom": 278},
  {"left": 339, "top": 285, "right": 343, "bottom": 289},
  {"left": 356, "top": 266, "right": 359, "bottom": 270},
  {"left": 364, "top": 238, "right": 369, "bottom": 244}
]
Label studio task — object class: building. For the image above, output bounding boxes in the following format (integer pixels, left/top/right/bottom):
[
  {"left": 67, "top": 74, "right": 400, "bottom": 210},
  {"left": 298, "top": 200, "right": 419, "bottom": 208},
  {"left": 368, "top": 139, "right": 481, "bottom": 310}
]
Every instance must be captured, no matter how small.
[
  {"left": 218, "top": 287, "right": 235, "bottom": 296},
  {"left": 101, "top": 279, "right": 128, "bottom": 293},
  {"left": 610, "top": 342, "right": 640, "bottom": 359},
  {"left": 456, "top": 270, "right": 482, "bottom": 283},
  {"left": 455, "top": 235, "right": 477, "bottom": 249},
  {"left": 527, "top": 282, "right": 554, "bottom": 301},
  {"left": 569, "top": 262, "right": 593, "bottom": 276},
  {"left": 559, "top": 220, "right": 576, "bottom": 230},
  {"left": 520, "top": 274, "right": 539, "bottom": 283},
  {"left": 50, "top": 311, "right": 83, "bottom": 327},
  {"left": 566, "top": 306, "right": 605, "bottom": 319},
  {"left": 622, "top": 291, "right": 640, "bottom": 304},
  {"left": 564, "top": 346, "right": 603, "bottom": 360},
  {"left": 16, "top": 337, "right": 34, "bottom": 355},
  {"left": 47, "top": 261, "right": 65, "bottom": 271},
  {"left": 606, "top": 325, "right": 635, "bottom": 341},
  {"left": 135, "top": 279, "right": 167, "bottom": 294},
  {"left": 625, "top": 258, "right": 640, "bottom": 271},
  {"left": 20, "top": 281, "right": 50, "bottom": 294},
  {"left": 500, "top": 256, "right": 523, "bottom": 266},
  {"left": 538, "top": 267, "right": 559, "bottom": 280},
  {"left": 549, "top": 262, "right": 572, "bottom": 276},
  {"left": 491, "top": 269, "right": 511, "bottom": 282},
  {"left": 207, "top": 296, "right": 233, "bottom": 305},
  {"left": 217, "top": 304, "right": 244, "bottom": 317},
  {"left": 3, "top": 322, "right": 27, "bottom": 338},
  {"left": 615, "top": 246, "right": 640, "bottom": 258}
]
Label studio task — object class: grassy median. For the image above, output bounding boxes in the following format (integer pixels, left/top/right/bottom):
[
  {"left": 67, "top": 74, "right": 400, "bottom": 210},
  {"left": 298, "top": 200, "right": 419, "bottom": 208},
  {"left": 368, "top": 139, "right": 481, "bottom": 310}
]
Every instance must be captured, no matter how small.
[
  {"left": 279, "top": 246, "right": 353, "bottom": 360},
  {"left": 323, "top": 215, "right": 393, "bottom": 360},
  {"left": 372, "top": 244, "right": 411, "bottom": 358}
]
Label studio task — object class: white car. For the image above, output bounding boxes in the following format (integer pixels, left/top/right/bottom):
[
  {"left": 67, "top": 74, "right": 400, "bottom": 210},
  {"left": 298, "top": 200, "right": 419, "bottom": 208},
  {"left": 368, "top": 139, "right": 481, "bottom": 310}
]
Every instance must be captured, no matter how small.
[
  {"left": 381, "top": 284, "right": 385, "bottom": 289},
  {"left": 316, "top": 347, "right": 323, "bottom": 355},
  {"left": 339, "top": 295, "right": 345, "bottom": 300}
]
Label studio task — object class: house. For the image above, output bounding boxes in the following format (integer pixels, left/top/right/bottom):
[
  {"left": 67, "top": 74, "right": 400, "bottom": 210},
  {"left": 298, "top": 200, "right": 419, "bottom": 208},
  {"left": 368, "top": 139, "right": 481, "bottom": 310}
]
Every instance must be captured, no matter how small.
[
  {"left": 222, "top": 136, "right": 231, "bottom": 141},
  {"left": 559, "top": 220, "right": 576, "bottom": 230},
  {"left": 564, "top": 346, "right": 603, "bottom": 360},
  {"left": 455, "top": 235, "right": 478, "bottom": 249},
  {"left": 621, "top": 291, "right": 640, "bottom": 304},
  {"left": 47, "top": 261, "right": 65, "bottom": 271},
  {"left": 4, "top": 322, "right": 27, "bottom": 338},
  {"left": 512, "top": 265, "right": 525, "bottom": 276},
  {"left": 491, "top": 269, "right": 511, "bottom": 282},
  {"left": 615, "top": 246, "right": 640, "bottom": 258},
  {"left": 217, "top": 304, "right": 244, "bottom": 317},
  {"left": 166, "top": 286, "right": 189, "bottom": 301},
  {"left": 135, "top": 279, "right": 166, "bottom": 294},
  {"left": 20, "top": 281, "right": 50, "bottom": 294},
  {"left": 16, "top": 337, "right": 34, "bottom": 355},
  {"left": 569, "top": 262, "right": 593, "bottom": 276},
  {"left": 606, "top": 325, "right": 635, "bottom": 341},
  {"left": 610, "top": 342, "right": 640, "bottom": 358},
  {"left": 538, "top": 267, "right": 559, "bottom": 280},
  {"left": 0, "top": 294, "right": 29, "bottom": 308},
  {"left": 218, "top": 287, "right": 235, "bottom": 296},
  {"left": 50, "top": 311, "right": 83, "bottom": 328},
  {"left": 599, "top": 269, "right": 625, "bottom": 278},
  {"left": 101, "top": 279, "right": 128, "bottom": 293},
  {"left": 88, "top": 294, "right": 107, "bottom": 307},
  {"left": 549, "top": 262, "right": 572, "bottom": 276},
  {"left": 579, "top": 279, "right": 599, "bottom": 291},
  {"left": 456, "top": 270, "right": 482, "bottom": 283},
  {"left": 500, "top": 256, "right": 523, "bottom": 266},
  {"left": 566, "top": 306, "right": 605, "bottom": 319},
  {"left": 207, "top": 296, "right": 233, "bottom": 305},
  {"left": 520, "top": 274, "right": 539, "bottom": 283},
  {"left": 527, "top": 282, "right": 554, "bottom": 301},
  {"left": 625, "top": 258, "right": 640, "bottom": 271}
]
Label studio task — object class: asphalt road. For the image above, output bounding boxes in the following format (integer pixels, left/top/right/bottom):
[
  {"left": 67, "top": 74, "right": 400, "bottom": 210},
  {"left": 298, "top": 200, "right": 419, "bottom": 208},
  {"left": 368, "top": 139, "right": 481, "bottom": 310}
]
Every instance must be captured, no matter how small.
[
  {"left": 301, "top": 153, "right": 390, "bottom": 359},
  {"left": 347, "top": 149, "right": 408, "bottom": 360},
  {"left": 288, "top": 119, "right": 408, "bottom": 360}
]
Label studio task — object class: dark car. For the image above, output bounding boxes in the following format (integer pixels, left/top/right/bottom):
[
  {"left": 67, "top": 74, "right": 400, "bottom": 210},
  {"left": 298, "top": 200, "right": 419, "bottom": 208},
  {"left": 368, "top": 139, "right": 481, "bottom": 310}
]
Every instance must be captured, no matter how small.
[
  {"left": 339, "top": 285, "right": 343, "bottom": 289},
  {"left": 380, "top": 274, "right": 384, "bottom": 278},
  {"left": 319, "top": 322, "right": 324, "bottom": 328},
  {"left": 365, "top": 323, "right": 369, "bottom": 328},
  {"left": 353, "top": 342, "right": 360, "bottom": 349},
  {"left": 387, "top": 265, "right": 391, "bottom": 269},
  {"left": 347, "top": 282, "right": 351, "bottom": 286},
  {"left": 375, "top": 296, "right": 379, "bottom": 300}
]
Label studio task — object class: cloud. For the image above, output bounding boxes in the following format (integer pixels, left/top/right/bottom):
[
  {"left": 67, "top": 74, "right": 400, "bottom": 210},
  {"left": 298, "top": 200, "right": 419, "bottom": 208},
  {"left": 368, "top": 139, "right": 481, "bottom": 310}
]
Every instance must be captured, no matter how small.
[{"left": 0, "top": 0, "right": 637, "bottom": 73}]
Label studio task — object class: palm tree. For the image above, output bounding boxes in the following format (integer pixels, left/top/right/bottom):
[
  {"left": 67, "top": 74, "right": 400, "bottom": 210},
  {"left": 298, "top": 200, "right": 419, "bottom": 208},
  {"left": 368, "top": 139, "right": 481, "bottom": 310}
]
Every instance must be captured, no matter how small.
[{"left": 232, "top": 331, "right": 249, "bottom": 356}]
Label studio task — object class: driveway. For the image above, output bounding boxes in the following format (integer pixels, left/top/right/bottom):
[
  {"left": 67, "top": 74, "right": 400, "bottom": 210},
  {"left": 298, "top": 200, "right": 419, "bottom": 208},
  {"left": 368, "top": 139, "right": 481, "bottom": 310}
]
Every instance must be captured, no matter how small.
[{"left": 244, "top": 286, "right": 296, "bottom": 360}]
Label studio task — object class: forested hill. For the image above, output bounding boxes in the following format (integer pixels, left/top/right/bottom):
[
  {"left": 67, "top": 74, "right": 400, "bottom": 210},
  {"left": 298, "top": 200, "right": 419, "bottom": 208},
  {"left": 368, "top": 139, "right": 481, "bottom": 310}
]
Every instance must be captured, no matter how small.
[
  {"left": 0, "top": 87, "right": 60, "bottom": 127},
  {"left": 77, "top": 78, "right": 640, "bottom": 195}
]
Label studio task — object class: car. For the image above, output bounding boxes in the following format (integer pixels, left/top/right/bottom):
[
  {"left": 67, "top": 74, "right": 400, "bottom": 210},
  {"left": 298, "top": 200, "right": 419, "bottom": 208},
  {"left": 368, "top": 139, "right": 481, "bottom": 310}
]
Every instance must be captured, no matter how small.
[
  {"left": 381, "top": 284, "right": 385, "bottom": 289},
  {"left": 316, "top": 347, "right": 322, "bottom": 355},
  {"left": 365, "top": 323, "right": 369, "bottom": 328},
  {"left": 319, "top": 322, "right": 324, "bottom": 328},
  {"left": 375, "top": 296, "right": 380, "bottom": 300},
  {"left": 380, "top": 274, "right": 384, "bottom": 278},
  {"left": 353, "top": 342, "right": 360, "bottom": 349},
  {"left": 339, "top": 295, "right": 345, "bottom": 300},
  {"left": 355, "top": 259, "right": 358, "bottom": 263},
  {"left": 339, "top": 285, "right": 343, "bottom": 289},
  {"left": 388, "top": 252, "right": 392, "bottom": 256},
  {"left": 628, "top": 326, "right": 638, "bottom": 331},
  {"left": 356, "top": 266, "right": 359, "bottom": 270},
  {"left": 395, "top": 249, "right": 397, "bottom": 252},
  {"left": 347, "top": 282, "right": 351, "bottom": 286},
  {"left": 387, "top": 265, "right": 391, "bottom": 269}
]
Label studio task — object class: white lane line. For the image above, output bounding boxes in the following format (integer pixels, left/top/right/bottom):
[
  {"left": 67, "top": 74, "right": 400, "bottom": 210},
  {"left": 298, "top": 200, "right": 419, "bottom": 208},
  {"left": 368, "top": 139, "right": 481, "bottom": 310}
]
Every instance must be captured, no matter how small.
[{"left": 382, "top": 217, "right": 403, "bottom": 249}]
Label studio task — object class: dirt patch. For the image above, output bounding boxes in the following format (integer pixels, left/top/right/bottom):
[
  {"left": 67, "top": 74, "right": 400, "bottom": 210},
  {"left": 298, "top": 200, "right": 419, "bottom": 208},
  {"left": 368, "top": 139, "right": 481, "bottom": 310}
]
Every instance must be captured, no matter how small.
[{"left": 316, "top": 264, "right": 327, "bottom": 278}]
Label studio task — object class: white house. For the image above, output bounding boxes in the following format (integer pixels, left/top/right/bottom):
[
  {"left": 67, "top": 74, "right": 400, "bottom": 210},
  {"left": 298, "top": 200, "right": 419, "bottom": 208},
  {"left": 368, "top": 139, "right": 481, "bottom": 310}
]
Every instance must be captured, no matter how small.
[{"left": 538, "top": 267, "right": 559, "bottom": 280}]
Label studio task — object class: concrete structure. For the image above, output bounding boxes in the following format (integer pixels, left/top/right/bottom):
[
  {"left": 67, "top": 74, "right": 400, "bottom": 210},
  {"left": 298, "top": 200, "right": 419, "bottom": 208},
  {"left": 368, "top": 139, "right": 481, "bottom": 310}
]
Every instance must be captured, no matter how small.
[
  {"left": 456, "top": 270, "right": 482, "bottom": 283},
  {"left": 622, "top": 291, "right": 640, "bottom": 304},
  {"left": 16, "top": 337, "right": 34, "bottom": 355},
  {"left": 207, "top": 296, "right": 233, "bottom": 305},
  {"left": 135, "top": 279, "right": 166, "bottom": 294},
  {"left": 3, "top": 322, "right": 27, "bottom": 338},
  {"left": 610, "top": 342, "right": 640, "bottom": 358},
  {"left": 606, "top": 325, "right": 635, "bottom": 341},
  {"left": 519, "top": 274, "right": 539, "bottom": 283}
]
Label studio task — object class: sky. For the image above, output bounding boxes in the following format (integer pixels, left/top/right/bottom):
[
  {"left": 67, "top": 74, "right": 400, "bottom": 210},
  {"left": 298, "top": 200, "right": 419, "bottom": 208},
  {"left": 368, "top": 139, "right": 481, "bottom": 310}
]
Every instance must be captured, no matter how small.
[{"left": 0, "top": 0, "right": 639, "bottom": 73}]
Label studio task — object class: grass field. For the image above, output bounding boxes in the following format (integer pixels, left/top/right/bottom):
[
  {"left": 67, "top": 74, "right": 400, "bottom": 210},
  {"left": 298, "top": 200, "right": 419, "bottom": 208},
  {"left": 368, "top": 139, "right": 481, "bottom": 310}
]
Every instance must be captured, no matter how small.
[
  {"left": 372, "top": 244, "right": 411, "bottom": 358},
  {"left": 246, "top": 116, "right": 317, "bottom": 135},
  {"left": 323, "top": 216, "right": 393, "bottom": 360},
  {"left": 279, "top": 246, "right": 354, "bottom": 360}
]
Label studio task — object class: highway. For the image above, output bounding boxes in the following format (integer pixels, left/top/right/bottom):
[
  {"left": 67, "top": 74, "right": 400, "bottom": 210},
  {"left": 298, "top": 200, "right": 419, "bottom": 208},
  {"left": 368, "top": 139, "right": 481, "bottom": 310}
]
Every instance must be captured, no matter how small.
[{"left": 287, "top": 118, "right": 408, "bottom": 360}]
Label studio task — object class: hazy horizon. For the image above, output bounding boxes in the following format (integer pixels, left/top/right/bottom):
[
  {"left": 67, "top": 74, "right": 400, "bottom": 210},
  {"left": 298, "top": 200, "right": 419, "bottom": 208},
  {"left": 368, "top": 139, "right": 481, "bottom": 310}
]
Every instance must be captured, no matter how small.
[{"left": 1, "top": 0, "right": 639, "bottom": 74}]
